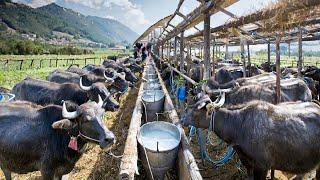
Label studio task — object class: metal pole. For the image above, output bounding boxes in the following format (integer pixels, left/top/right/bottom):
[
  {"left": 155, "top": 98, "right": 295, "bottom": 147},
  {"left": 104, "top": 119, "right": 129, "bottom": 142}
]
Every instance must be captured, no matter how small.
[
  {"left": 203, "top": 11, "right": 211, "bottom": 80},
  {"left": 276, "top": 37, "right": 281, "bottom": 103},
  {"left": 298, "top": 28, "right": 303, "bottom": 77},
  {"left": 180, "top": 31, "right": 185, "bottom": 71}
]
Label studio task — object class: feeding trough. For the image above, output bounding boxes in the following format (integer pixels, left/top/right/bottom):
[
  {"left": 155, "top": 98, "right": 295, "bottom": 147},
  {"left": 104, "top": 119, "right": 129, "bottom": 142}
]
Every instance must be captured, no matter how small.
[
  {"left": 0, "top": 93, "right": 15, "bottom": 102},
  {"left": 143, "top": 81, "right": 162, "bottom": 90},
  {"left": 138, "top": 121, "right": 181, "bottom": 180},
  {"left": 142, "top": 90, "right": 165, "bottom": 122}
]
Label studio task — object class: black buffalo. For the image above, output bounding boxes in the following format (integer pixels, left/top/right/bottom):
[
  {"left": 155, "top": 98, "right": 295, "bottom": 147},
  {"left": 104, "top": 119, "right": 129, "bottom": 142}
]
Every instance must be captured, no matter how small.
[
  {"left": 181, "top": 94, "right": 320, "bottom": 179},
  {"left": 12, "top": 77, "right": 119, "bottom": 111},
  {"left": 47, "top": 70, "right": 114, "bottom": 87},
  {"left": 0, "top": 100, "right": 115, "bottom": 179},
  {"left": 204, "top": 75, "right": 312, "bottom": 105}
]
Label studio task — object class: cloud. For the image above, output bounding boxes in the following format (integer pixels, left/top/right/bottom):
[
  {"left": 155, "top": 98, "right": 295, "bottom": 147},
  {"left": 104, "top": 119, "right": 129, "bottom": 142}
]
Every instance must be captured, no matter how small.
[
  {"left": 13, "top": 0, "right": 56, "bottom": 7},
  {"left": 12, "top": 0, "right": 149, "bottom": 33},
  {"left": 105, "top": 15, "right": 116, "bottom": 20},
  {"left": 104, "top": 0, "right": 150, "bottom": 32}
]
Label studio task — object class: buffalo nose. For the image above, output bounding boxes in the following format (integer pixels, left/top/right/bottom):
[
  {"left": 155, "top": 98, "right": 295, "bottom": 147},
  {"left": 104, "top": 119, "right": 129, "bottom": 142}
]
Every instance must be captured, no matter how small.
[
  {"left": 100, "top": 134, "right": 115, "bottom": 149},
  {"left": 114, "top": 104, "right": 120, "bottom": 109}
]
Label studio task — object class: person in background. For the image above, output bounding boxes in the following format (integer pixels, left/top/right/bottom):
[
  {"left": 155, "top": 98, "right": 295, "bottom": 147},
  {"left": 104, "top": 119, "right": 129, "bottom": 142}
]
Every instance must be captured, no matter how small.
[
  {"left": 141, "top": 46, "right": 147, "bottom": 60},
  {"left": 133, "top": 46, "right": 139, "bottom": 59}
]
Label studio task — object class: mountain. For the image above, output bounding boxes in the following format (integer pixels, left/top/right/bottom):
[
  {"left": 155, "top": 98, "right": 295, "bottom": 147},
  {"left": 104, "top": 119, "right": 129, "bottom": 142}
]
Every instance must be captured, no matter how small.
[{"left": 0, "top": 0, "right": 138, "bottom": 45}]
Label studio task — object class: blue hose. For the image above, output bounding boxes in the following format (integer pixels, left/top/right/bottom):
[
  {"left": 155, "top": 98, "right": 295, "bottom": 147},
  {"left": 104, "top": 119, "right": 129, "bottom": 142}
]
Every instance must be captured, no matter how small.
[{"left": 189, "top": 127, "right": 235, "bottom": 167}]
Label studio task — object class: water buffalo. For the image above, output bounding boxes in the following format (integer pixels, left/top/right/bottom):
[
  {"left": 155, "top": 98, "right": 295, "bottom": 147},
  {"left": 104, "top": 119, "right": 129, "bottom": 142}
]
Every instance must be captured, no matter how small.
[
  {"left": 181, "top": 93, "right": 320, "bottom": 179},
  {"left": 0, "top": 100, "right": 115, "bottom": 179},
  {"left": 121, "top": 58, "right": 143, "bottom": 74},
  {"left": 103, "top": 59, "right": 124, "bottom": 71},
  {"left": 205, "top": 76, "right": 312, "bottom": 105},
  {"left": 47, "top": 70, "right": 114, "bottom": 86},
  {"left": 215, "top": 65, "right": 264, "bottom": 84},
  {"left": 12, "top": 77, "right": 119, "bottom": 111},
  {"left": 67, "top": 65, "right": 89, "bottom": 75},
  {"left": 89, "top": 63, "right": 138, "bottom": 84},
  {"left": 104, "top": 68, "right": 130, "bottom": 95}
]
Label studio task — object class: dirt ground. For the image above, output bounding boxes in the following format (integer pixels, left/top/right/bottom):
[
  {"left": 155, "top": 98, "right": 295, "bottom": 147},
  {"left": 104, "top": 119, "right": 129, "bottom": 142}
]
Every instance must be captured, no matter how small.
[{"left": 0, "top": 83, "right": 140, "bottom": 180}]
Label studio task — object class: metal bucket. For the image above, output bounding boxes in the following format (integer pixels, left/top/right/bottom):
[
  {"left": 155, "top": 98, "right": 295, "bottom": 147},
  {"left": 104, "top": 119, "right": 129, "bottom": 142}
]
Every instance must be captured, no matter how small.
[
  {"left": 138, "top": 121, "right": 181, "bottom": 180},
  {"left": 0, "top": 93, "right": 15, "bottom": 102},
  {"left": 142, "top": 90, "right": 165, "bottom": 122},
  {"left": 143, "top": 82, "right": 162, "bottom": 90},
  {"left": 146, "top": 69, "right": 156, "bottom": 74},
  {"left": 144, "top": 73, "right": 158, "bottom": 80}
]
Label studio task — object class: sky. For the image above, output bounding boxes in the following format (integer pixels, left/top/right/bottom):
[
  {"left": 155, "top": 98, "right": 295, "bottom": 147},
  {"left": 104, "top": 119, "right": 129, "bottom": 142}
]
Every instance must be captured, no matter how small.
[{"left": 12, "top": 0, "right": 278, "bottom": 35}]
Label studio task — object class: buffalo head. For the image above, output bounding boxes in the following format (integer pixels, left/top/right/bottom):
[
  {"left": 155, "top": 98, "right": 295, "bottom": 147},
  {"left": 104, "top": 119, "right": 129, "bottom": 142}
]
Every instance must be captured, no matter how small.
[
  {"left": 52, "top": 99, "right": 115, "bottom": 149},
  {"left": 79, "top": 78, "right": 119, "bottom": 111},
  {"left": 181, "top": 93, "right": 225, "bottom": 129}
]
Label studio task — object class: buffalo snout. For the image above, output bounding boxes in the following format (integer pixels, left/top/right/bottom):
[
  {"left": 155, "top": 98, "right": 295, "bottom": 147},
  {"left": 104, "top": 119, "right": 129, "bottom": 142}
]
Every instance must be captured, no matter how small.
[{"left": 99, "top": 131, "right": 115, "bottom": 149}]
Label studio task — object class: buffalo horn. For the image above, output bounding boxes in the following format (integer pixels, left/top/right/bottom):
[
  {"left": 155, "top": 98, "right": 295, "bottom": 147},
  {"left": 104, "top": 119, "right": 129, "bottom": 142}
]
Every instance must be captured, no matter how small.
[
  {"left": 62, "top": 102, "right": 79, "bottom": 119},
  {"left": 79, "top": 77, "right": 92, "bottom": 91}
]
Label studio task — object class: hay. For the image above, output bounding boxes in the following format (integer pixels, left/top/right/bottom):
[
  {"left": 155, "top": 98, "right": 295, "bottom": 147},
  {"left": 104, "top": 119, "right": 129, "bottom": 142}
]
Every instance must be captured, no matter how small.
[{"left": 0, "top": 82, "right": 141, "bottom": 180}]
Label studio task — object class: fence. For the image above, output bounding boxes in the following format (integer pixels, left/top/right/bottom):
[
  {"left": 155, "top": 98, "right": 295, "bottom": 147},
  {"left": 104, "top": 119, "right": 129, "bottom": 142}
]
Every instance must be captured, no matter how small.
[{"left": 0, "top": 57, "right": 105, "bottom": 71}]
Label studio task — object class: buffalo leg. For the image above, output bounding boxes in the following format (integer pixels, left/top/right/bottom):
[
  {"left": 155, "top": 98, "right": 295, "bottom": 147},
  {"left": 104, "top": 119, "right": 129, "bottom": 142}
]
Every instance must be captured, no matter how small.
[
  {"left": 234, "top": 147, "right": 254, "bottom": 179},
  {"left": 2, "top": 168, "right": 11, "bottom": 180},
  {"left": 316, "top": 167, "right": 319, "bottom": 180},
  {"left": 253, "top": 168, "right": 267, "bottom": 180},
  {"left": 41, "top": 169, "right": 55, "bottom": 180}
]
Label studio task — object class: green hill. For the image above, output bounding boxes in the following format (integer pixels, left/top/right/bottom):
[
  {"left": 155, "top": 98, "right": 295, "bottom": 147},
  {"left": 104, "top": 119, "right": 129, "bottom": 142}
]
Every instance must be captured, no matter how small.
[{"left": 0, "top": 0, "right": 138, "bottom": 45}]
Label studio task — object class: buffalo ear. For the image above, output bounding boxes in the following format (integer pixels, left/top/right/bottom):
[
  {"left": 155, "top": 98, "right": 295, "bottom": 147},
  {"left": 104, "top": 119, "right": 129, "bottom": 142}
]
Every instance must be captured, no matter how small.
[
  {"left": 197, "top": 102, "right": 206, "bottom": 110},
  {"left": 52, "top": 119, "right": 75, "bottom": 129}
]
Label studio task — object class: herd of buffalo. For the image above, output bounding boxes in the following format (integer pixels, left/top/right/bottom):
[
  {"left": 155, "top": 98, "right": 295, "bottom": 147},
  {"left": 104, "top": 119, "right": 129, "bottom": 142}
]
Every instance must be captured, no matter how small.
[
  {"left": 1, "top": 46, "right": 320, "bottom": 180},
  {"left": 157, "top": 56, "right": 320, "bottom": 179},
  {"left": 0, "top": 56, "right": 144, "bottom": 179}
]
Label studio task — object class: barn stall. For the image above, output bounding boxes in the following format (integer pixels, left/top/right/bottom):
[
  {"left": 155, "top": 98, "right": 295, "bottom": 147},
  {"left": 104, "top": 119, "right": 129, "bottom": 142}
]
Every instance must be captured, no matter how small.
[
  {"left": 133, "top": 0, "right": 320, "bottom": 179},
  {"left": 1, "top": 0, "right": 320, "bottom": 179}
]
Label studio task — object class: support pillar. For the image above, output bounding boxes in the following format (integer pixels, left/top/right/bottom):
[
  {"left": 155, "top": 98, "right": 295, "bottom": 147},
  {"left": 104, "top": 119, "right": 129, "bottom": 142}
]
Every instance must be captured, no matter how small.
[
  {"left": 298, "top": 28, "right": 303, "bottom": 77},
  {"left": 276, "top": 37, "right": 281, "bottom": 103},
  {"left": 247, "top": 43, "right": 251, "bottom": 76},
  {"left": 180, "top": 31, "right": 185, "bottom": 72},
  {"left": 203, "top": 11, "right": 211, "bottom": 80}
]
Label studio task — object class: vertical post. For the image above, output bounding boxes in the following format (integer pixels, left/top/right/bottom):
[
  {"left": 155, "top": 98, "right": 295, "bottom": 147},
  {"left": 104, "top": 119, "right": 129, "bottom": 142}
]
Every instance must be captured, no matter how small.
[
  {"left": 298, "top": 28, "right": 303, "bottom": 77},
  {"left": 247, "top": 43, "right": 251, "bottom": 76},
  {"left": 167, "top": 40, "right": 171, "bottom": 62},
  {"left": 187, "top": 43, "right": 192, "bottom": 77},
  {"left": 203, "top": 11, "right": 211, "bottom": 80},
  {"left": 267, "top": 41, "right": 271, "bottom": 64},
  {"left": 225, "top": 43, "right": 229, "bottom": 60},
  {"left": 240, "top": 38, "right": 246, "bottom": 78},
  {"left": 212, "top": 38, "right": 215, "bottom": 77},
  {"left": 174, "top": 37, "right": 178, "bottom": 67},
  {"left": 218, "top": 45, "right": 221, "bottom": 59},
  {"left": 19, "top": 60, "right": 23, "bottom": 70},
  {"left": 288, "top": 41, "right": 291, "bottom": 61},
  {"left": 276, "top": 37, "right": 281, "bottom": 103},
  {"left": 180, "top": 31, "right": 185, "bottom": 71},
  {"left": 161, "top": 44, "right": 164, "bottom": 59}
]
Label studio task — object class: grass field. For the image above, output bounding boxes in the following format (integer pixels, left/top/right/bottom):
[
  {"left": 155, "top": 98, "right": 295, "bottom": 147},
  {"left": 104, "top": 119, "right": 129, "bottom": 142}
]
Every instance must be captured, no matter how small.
[{"left": 0, "top": 49, "right": 131, "bottom": 89}]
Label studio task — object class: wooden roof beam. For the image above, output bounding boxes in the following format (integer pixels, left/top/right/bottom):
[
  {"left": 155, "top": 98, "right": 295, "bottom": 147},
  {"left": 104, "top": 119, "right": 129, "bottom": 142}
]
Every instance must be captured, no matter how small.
[
  {"left": 187, "top": 0, "right": 320, "bottom": 40},
  {"left": 159, "top": 0, "right": 238, "bottom": 44}
]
